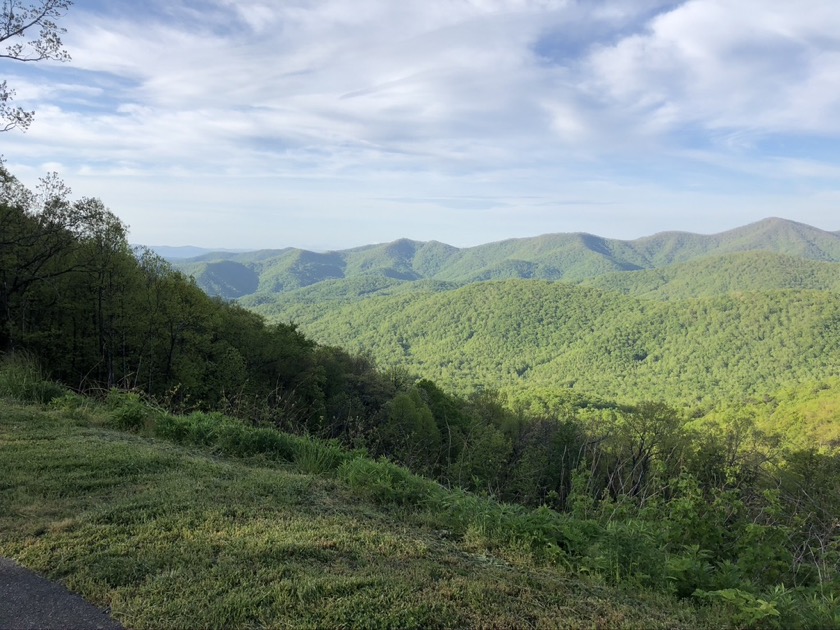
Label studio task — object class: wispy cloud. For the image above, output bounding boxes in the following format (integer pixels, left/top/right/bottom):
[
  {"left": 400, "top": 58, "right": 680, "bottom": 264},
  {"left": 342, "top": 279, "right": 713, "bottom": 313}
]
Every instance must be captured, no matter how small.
[{"left": 3, "top": 0, "right": 839, "bottom": 248}]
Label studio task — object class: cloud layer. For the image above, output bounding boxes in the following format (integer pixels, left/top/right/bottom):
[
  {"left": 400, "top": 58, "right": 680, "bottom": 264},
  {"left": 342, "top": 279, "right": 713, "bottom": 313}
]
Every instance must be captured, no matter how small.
[{"left": 4, "top": 0, "right": 840, "bottom": 248}]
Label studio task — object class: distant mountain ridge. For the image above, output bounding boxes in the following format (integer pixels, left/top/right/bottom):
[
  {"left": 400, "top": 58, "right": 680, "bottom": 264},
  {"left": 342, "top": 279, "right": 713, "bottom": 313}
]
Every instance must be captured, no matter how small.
[
  {"left": 145, "top": 245, "right": 252, "bottom": 260},
  {"left": 172, "top": 218, "right": 840, "bottom": 300}
]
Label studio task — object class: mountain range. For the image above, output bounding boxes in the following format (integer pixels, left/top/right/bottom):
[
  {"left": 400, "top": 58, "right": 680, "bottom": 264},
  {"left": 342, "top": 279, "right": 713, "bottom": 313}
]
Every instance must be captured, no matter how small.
[
  {"left": 168, "top": 217, "right": 840, "bottom": 407},
  {"left": 171, "top": 218, "right": 840, "bottom": 301}
]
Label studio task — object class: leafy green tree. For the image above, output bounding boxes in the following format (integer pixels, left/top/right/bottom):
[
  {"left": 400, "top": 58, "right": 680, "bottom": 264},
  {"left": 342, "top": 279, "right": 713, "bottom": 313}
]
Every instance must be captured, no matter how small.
[
  {"left": 504, "top": 417, "right": 586, "bottom": 508},
  {"left": 381, "top": 388, "right": 441, "bottom": 474},
  {"left": 1, "top": 0, "right": 72, "bottom": 131},
  {"left": 450, "top": 420, "right": 512, "bottom": 495}
]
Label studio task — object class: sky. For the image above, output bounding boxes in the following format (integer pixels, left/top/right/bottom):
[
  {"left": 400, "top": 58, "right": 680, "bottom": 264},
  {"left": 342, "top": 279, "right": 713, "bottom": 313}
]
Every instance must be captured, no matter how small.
[{"left": 3, "top": 0, "right": 840, "bottom": 251}]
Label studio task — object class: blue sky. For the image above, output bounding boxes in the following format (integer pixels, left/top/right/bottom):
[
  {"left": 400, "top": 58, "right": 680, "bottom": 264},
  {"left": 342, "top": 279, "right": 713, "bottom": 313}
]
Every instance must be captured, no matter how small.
[{"left": 3, "top": 0, "right": 840, "bottom": 250}]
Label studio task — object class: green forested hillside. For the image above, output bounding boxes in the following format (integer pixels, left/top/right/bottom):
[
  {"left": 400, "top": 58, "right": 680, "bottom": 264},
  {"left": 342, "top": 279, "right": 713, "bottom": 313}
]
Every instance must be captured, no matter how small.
[
  {"left": 176, "top": 217, "right": 840, "bottom": 301},
  {"left": 243, "top": 249, "right": 840, "bottom": 321},
  {"left": 266, "top": 280, "right": 840, "bottom": 405},
  {"left": 698, "top": 378, "right": 840, "bottom": 450},
  {"left": 631, "top": 216, "right": 840, "bottom": 265},
  {"left": 583, "top": 251, "right": 840, "bottom": 299},
  {"left": 176, "top": 260, "right": 260, "bottom": 298},
  {"left": 242, "top": 249, "right": 840, "bottom": 409}
]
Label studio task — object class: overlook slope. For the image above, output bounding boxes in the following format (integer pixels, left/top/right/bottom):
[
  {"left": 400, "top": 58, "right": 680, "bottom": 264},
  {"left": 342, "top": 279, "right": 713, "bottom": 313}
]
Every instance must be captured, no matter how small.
[{"left": 0, "top": 402, "right": 715, "bottom": 629}]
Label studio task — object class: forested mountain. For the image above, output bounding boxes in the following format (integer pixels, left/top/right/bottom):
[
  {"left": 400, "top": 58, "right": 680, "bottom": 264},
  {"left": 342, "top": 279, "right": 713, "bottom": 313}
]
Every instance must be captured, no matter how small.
[
  {"left": 262, "top": 280, "right": 840, "bottom": 406},
  {"left": 174, "top": 218, "right": 840, "bottom": 300},
  {"left": 582, "top": 251, "right": 840, "bottom": 299}
]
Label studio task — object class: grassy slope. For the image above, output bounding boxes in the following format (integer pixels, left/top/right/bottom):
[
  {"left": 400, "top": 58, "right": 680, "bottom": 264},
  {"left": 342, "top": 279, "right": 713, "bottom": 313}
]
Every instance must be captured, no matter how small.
[{"left": 0, "top": 402, "right": 714, "bottom": 629}]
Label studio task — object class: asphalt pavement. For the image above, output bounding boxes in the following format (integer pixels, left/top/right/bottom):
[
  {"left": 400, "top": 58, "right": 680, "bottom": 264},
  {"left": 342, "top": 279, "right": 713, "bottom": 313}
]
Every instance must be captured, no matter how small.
[{"left": 0, "top": 557, "right": 124, "bottom": 630}]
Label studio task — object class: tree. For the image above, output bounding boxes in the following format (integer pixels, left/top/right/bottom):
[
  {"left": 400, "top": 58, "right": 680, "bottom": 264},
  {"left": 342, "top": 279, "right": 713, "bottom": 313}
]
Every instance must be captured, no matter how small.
[
  {"left": 381, "top": 389, "right": 442, "bottom": 474},
  {"left": 1, "top": 0, "right": 72, "bottom": 131}
]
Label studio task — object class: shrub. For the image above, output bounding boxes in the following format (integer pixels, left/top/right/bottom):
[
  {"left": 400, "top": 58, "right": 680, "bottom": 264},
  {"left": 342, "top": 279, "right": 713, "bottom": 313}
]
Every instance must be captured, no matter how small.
[
  {"left": 153, "top": 413, "right": 192, "bottom": 443},
  {"left": 694, "top": 588, "right": 782, "bottom": 628},
  {"left": 49, "top": 391, "right": 88, "bottom": 412},
  {"left": 581, "top": 519, "right": 668, "bottom": 587},
  {"left": 0, "top": 352, "right": 66, "bottom": 404},
  {"left": 666, "top": 545, "right": 715, "bottom": 598},
  {"left": 338, "top": 457, "right": 443, "bottom": 507},
  {"left": 105, "top": 390, "right": 155, "bottom": 431},
  {"left": 294, "top": 437, "right": 348, "bottom": 474}
]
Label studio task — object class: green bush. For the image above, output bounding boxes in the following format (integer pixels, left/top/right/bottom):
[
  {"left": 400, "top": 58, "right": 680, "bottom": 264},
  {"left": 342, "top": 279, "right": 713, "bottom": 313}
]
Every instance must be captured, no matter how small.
[
  {"left": 49, "top": 391, "right": 89, "bottom": 412},
  {"left": 181, "top": 411, "right": 227, "bottom": 446},
  {"left": 294, "top": 437, "right": 348, "bottom": 474},
  {"left": 666, "top": 545, "right": 715, "bottom": 598},
  {"left": 153, "top": 413, "right": 192, "bottom": 443},
  {"left": 221, "top": 425, "right": 298, "bottom": 460},
  {"left": 582, "top": 519, "right": 668, "bottom": 587},
  {"left": 146, "top": 408, "right": 297, "bottom": 461},
  {"left": 338, "top": 457, "right": 443, "bottom": 507},
  {"left": 694, "top": 588, "right": 782, "bottom": 628},
  {"left": 105, "top": 390, "right": 155, "bottom": 431},
  {"left": 0, "top": 352, "right": 66, "bottom": 404}
]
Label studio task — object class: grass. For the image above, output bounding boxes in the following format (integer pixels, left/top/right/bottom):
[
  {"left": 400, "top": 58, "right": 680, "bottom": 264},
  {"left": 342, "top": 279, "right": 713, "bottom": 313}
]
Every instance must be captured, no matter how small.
[
  {"left": 0, "top": 352, "right": 66, "bottom": 404},
  {"left": 0, "top": 400, "right": 723, "bottom": 629}
]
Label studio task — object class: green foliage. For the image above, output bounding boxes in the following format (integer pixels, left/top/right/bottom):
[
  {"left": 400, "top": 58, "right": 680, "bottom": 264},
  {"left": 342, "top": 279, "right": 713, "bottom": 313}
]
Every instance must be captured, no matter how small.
[
  {"left": 293, "top": 437, "right": 350, "bottom": 475},
  {"left": 48, "top": 391, "right": 92, "bottom": 418},
  {"left": 106, "top": 390, "right": 156, "bottom": 432},
  {"left": 582, "top": 518, "right": 669, "bottom": 587},
  {"left": 380, "top": 388, "right": 441, "bottom": 473},
  {"left": 693, "top": 588, "right": 782, "bottom": 628},
  {"left": 666, "top": 546, "right": 715, "bottom": 598},
  {"left": 450, "top": 421, "right": 512, "bottom": 494},
  {"left": 1, "top": 403, "right": 726, "bottom": 629},
  {"left": 273, "top": 279, "right": 840, "bottom": 406},
  {"left": 338, "top": 457, "right": 443, "bottom": 507},
  {"left": 584, "top": 251, "right": 840, "bottom": 299},
  {"left": 145, "top": 409, "right": 305, "bottom": 462},
  {"left": 743, "top": 379, "right": 840, "bottom": 449},
  {"left": 0, "top": 169, "right": 337, "bottom": 427},
  {"left": 0, "top": 352, "right": 66, "bottom": 403}
]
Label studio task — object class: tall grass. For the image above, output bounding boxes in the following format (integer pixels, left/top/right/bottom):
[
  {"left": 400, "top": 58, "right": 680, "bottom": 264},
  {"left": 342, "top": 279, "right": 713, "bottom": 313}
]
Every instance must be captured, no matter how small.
[{"left": 0, "top": 352, "right": 66, "bottom": 404}]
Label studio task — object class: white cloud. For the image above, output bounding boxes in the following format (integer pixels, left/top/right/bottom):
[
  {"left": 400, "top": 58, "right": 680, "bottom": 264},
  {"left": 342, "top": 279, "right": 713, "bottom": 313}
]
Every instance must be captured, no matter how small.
[
  {"left": 583, "top": 0, "right": 840, "bottom": 138},
  {"left": 3, "top": 0, "right": 840, "bottom": 248}
]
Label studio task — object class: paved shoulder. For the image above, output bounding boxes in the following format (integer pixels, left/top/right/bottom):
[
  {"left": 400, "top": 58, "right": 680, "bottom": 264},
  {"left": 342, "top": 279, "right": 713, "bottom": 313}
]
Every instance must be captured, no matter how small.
[{"left": 0, "top": 558, "right": 124, "bottom": 630}]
